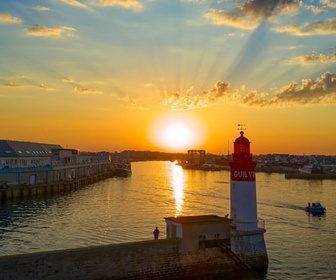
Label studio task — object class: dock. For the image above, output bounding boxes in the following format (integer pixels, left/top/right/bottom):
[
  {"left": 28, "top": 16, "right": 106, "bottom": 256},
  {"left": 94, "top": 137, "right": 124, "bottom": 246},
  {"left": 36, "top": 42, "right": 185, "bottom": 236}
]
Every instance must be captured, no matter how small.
[
  {"left": 0, "top": 170, "right": 115, "bottom": 200},
  {"left": 285, "top": 172, "right": 336, "bottom": 180}
]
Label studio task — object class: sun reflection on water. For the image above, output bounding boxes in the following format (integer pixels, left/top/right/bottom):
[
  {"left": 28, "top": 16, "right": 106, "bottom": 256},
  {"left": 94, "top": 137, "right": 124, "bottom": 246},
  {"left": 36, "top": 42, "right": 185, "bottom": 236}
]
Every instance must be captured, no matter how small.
[{"left": 171, "top": 163, "right": 185, "bottom": 216}]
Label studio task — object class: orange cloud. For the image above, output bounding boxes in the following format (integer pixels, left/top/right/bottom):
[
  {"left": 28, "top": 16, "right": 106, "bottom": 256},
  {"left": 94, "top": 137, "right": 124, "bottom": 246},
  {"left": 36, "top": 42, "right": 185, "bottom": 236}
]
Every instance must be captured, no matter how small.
[
  {"left": 26, "top": 25, "right": 76, "bottom": 37},
  {"left": 74, "top": 87, "right": 102, "bottom": 94},
  {"left": 121, "top": 95, "right": 149, "bottom": 110},
  {"left": 161, "top": 72, "right": 336, "bottom": 110},
  {"left": 161, "top": 81, "right": 231, "bottom": 110},
  {"left": 99, "top": 0, "right": 142, "bottom": 9},
  {"left": 60, "top": 0, "right": 87, "bottom": 9},
  {"left": 288, "top": 50, "right": 336, "bottom": 65},
  {"left": 273, "top": 18, "right": 336, "bottom": 36},
  {"left": 2, "top": 82, "right": 24, "bottom": 88},
  {"left": 0, "top": 13, "right": 22, "bottom": 24}
]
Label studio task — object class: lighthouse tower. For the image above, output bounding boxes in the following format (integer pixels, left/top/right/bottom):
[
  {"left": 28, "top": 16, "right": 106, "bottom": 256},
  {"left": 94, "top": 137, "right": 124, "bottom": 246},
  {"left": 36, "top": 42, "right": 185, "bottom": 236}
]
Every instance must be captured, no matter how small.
[
  {"left": 229, "top": 129, "right": 268, "bottom": 271},
  {"left": 229, "top": 130, "right": 257, "bottom": 231}
]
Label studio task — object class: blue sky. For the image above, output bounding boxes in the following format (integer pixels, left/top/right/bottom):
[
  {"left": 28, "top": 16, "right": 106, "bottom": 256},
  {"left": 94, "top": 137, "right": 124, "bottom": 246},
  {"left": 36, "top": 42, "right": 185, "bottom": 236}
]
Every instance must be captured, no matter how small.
[{"left": 0, "top": 0, "right": 335, "bottom": 154}]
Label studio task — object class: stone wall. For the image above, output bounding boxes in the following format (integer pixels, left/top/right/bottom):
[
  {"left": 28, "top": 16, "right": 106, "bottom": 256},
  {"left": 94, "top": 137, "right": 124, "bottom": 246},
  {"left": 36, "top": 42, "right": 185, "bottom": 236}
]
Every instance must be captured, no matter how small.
[
  {"left": 230, "top": 231, "right": 268, "bottom": 271},
  {"left": 0, "top": 239, "right": 240, "bottom": 280},
  {"left": 0, "top": 171, "right": 114, "bottom": 200}
]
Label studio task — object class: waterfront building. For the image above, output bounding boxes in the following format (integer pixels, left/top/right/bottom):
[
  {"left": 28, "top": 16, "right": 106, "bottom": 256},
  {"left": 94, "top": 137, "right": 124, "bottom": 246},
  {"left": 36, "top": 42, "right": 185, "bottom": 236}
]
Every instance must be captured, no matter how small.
[
  {"left": 0, "top": 140, "right": 112, "bottom": 188},
  {"left": 0, "top": 140, "right": 62, "bottom": 169}
]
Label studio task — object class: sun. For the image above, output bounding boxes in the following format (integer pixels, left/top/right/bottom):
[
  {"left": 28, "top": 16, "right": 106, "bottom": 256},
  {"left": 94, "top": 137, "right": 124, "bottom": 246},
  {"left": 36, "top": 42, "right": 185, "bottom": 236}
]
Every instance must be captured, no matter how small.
[
  {"left": 162, "top": 123, "right": 193, "bottom": 150},
  {"left": 149, "top": 114, "right": 207, "bottom": 152}
]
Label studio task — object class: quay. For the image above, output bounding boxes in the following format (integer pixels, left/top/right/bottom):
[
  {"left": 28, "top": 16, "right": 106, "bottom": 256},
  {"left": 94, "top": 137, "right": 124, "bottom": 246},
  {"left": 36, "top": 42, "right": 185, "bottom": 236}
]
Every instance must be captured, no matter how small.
[
  {"left": 285, "top": 172, "right": 336, "bottom": 180},
  {"left": 0, "top": 169, "right": 115, "bottom": 200}
]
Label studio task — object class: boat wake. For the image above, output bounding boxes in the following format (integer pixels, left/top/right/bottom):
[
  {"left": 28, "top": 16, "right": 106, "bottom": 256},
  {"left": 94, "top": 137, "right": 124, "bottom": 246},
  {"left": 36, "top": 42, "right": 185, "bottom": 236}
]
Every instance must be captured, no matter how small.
[{"left": 260, "top": 201, "right": 305, "bottom": 211}]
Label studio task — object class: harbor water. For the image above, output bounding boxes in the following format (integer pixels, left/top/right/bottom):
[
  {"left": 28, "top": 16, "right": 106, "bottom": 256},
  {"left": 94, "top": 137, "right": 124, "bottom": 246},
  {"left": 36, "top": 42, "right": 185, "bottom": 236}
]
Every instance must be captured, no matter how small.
[{"left": 0, "top": 161, "right": 335, "bottom": 279}]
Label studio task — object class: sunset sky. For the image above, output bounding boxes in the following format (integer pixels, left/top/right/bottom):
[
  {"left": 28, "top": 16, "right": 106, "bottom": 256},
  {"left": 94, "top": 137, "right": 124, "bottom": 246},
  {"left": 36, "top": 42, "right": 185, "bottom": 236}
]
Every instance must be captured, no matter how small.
[{"left": 0, "top": 0, "right": 335, "bottom": 155}]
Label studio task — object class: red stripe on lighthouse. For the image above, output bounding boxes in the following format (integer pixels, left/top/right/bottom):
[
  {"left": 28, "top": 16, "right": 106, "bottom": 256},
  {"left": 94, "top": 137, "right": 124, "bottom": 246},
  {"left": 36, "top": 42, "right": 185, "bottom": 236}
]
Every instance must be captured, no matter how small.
[{"left": 230, "top": 165, "right": 256, "bottom": 182}]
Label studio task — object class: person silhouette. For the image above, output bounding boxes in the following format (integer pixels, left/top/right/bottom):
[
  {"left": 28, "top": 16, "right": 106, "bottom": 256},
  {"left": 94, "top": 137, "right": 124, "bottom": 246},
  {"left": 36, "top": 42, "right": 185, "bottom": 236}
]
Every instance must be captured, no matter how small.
[{"left": 153, "top": 226, "right": 160, "bottom": 240}]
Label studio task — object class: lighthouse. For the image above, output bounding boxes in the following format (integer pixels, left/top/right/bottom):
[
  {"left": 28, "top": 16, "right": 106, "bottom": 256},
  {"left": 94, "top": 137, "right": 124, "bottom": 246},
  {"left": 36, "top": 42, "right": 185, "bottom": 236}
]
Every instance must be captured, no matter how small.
[
  {"left": 229, "top": 130, "right": 257, "bottom": 231},
  {"left": 229, "top": 129, "right": 268, "bottom": 271}
]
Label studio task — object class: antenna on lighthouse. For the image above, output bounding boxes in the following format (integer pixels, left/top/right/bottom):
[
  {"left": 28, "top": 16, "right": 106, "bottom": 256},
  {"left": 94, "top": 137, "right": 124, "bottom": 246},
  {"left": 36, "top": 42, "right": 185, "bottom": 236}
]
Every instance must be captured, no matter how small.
[{"left": 237, "top": 124, "right": 246, "bottom": 132}]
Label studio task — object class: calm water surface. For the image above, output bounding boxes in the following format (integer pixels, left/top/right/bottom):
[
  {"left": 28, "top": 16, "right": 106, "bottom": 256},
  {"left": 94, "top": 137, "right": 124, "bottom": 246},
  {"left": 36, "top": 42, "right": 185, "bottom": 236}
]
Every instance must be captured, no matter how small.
[{"left": 1, "top": 161, "right": 335, "bottom": 279}]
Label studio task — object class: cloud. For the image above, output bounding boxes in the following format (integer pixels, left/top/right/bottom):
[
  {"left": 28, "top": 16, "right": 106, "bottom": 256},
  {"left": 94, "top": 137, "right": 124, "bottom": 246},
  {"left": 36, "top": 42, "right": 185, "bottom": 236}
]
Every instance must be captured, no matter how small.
[
  {"left": 288, "top": 50, "right": 336, "bottom": 65},
  {"left": 38, "top": 84, "right": 54, "bottom": 91},
  {"left": 2, "top": 82, "right": 24, "bottom": 88},
  {"left": 34, "top": 6, "right": 51, "bottom": 11},
  {"left": 0, "top": 13, "right": 22, "bottom": 24},
  {"left": 273, "top": 18, "right": 336, "bottom": 36},
  {"left": 161, "top": 81, "right": 231, "bottom": 110},
  {"left": 121, "top": 95, "right": 149, "bottom": 110},
  {"left": 304, "top": 5, "right": 326, "bottom": 14},
  {"left": 203, "top": 81, "right": 231, "bottom": 100},
  {"left": 242, "top": 72, "right": 336, "bottom": 106},
  {"left": 204, "top": 9, "right": 259, "bottom": 30},
  {"left": 204, "top": 0, "right": 300, "bottom": 30},
  {"left": 98, "top": 0, "right": 143, "bottom": 9},
  {"left": 271, "top": 72, "right": 336, "bottom": 105},
  {"left": 60, "top": 0, "right": 88, "bottom": 9},
  {"left": 26, "top": 25, "right": 76, "bottom": 37},
  {"left": 321, "top": 0, "right": 336, "bottom": 9},
  {"left": 61, "top": 77, "right": 77, "bottom": 84},
  {"left": 161, "top": 91, "right": 202, "bottom": 110},
  {"left": 2, "top": 81, "right": 53, "bottom": 90},
  {"left": 61, "top": 77, "right": 102, "bottom": 94},
  {"left": 14, "top": 75, "right": 27, "bottom": 79},
  {"left": 161, "top": 72, "right": 336, "bottom": 110},
  {"left": 144, "top": 83, "right": 154, "bottom": 88},
  {"left": 74, "top": 87, "right": 103, "bottom": 94}
]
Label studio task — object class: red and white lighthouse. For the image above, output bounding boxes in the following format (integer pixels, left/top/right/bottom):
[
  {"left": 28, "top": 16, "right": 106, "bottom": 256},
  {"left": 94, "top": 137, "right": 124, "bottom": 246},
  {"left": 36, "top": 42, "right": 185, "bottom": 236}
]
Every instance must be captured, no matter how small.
[
  {"left": 228, "top": 128, "right": 268, "bottom": 271},
  {"left": 229, "top": 130, "right": 258, "bottom": 232}
]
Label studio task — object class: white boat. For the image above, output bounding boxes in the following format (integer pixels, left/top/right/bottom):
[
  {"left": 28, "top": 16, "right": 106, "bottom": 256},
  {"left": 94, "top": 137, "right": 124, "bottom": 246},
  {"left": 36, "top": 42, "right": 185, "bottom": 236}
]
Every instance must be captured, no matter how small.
[
  {"left": 112, "top": 153, "right": 132, "bottom": 177},
  {"left": 299, "top": 164, "right": 322, "bottom": 174},
  {"left": 114, "top": 162, "right": 132, "bottom": 177}
]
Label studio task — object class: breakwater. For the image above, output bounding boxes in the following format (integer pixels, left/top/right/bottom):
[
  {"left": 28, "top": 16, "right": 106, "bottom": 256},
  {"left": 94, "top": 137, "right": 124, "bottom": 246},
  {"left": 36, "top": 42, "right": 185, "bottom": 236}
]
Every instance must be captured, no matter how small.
[{"left": 0, "top": 239, "right": 245, "bottom": 280}]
